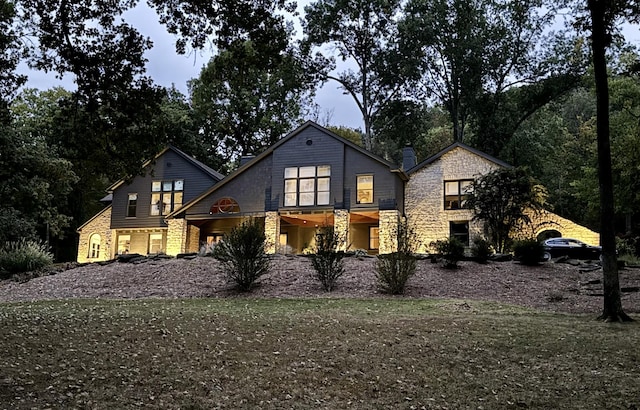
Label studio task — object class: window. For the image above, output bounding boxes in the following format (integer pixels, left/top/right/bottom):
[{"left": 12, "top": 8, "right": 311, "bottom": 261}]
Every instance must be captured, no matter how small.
[
  {"left": 150, "top": 180, "right": 184, "bottom": 216},
  {"left": 450, "top": 221, "right": 469, "bottom": 246},
  {"left": 369, "top": 226, "right": 379, "bottom": 250},
  {"left": 127, "top": 193, "right": 137, "bottom": 217},
  {"left": 444, "top": 180, "right": 473, "bottom": 210},
  {"left": 149, "top": 233, "right": 163, "bottom": 254},
  {"left": 357, "top": 175, "right": 374, "bottom": 204},
  {"left": 207, "top": 234, "right": 224, "bottom": 244},
  {"left": 283, "top": 166, "right": 331, "bottom": 207},
  {"left": 89, "top": 234, "right": 101, "bottom": 258},
  {"left": 118, "top": 234, "right": 131, "bottom": 254},
  {"left": 210, "top": 197, "right": 240, "bottom": 214}
]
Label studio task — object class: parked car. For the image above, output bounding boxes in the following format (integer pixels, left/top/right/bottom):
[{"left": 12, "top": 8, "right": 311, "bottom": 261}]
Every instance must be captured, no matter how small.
[{"left": 542, "top": 238, "right": 602, "bottom": 261}]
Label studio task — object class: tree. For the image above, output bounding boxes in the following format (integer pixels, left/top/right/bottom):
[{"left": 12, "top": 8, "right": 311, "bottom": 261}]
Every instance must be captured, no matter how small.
[
  {"left": 302, "top": 0, "right": 412, "bottom": 150},
  {"left": 189, "top": 40, "right": 314, "bottom": 173},
  {"left": 400, "top": 0, "right": 584, "bottom": 147},
  {"left": 582, "top": 0, "right": 637, "bottom": 322},
  {"left": 466, "top": 167, "right": 548, "bottom": 253}
]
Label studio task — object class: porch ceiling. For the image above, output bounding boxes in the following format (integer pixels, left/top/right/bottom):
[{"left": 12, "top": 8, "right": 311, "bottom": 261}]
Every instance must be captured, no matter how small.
[
  {"left": 280, "top": 212, "right": 334, "bottom": 227},
  {"left": 350, "top": 210, "right": 379, "bottom": 224}
]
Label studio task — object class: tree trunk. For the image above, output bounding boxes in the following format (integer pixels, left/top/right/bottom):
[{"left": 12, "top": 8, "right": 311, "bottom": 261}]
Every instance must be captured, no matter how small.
[{"left": 588, "top": 0, "right": 632, "bottom": 322}]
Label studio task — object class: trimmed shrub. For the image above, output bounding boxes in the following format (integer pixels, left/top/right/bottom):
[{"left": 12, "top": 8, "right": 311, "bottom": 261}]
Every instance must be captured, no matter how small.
[
  {"left": 311, "top": 226, "right": 345, "bottom": 291},
  {"left": 431, "top": 237, "right": 465, "bottom": 269},
  {"left": 375, "top": 219, "right": 418, "bottom": 294},
  {"left": 513, "top": 238, "right": 544, "bottom": 265},
  {"left": 212, "top": 219, "right": 270, "bottom": 291},
  {"left": 471, "top": 238, "right": 493, "bottom": 263},
  {"left": 0, "top": 240, "right": 53, "bottom": 279}
]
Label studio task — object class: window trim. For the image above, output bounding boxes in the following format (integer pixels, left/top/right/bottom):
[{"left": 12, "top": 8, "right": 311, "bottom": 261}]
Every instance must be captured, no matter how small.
[
  {"left": 369, "top": 226, "right": 379, "bottom": 250},
  {"left": 283, "top": 165, "right": 331, "bottom": 207},
  {"left": 126, "top": 193, "right": 137, "bottom": 218},
  {"left": 150, "top": 180, "right": 184, "bottom": 216},
  {"left": 444, "top": 179, "right": 473, "bottom": 210},
  {"left": 356, "top": 174, "right": 374, "bottom": 205}
]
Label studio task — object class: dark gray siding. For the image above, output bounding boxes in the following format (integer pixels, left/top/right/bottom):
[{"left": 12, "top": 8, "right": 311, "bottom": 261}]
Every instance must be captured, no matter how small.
[
  {"left": 271, "top": 127, "right": 345, "bottom": 209},
  {"left": 111, "top": 149, "right": 220, "bottom": 229},
  {"left": 186, "top": 156, "right": 273, "bottom": 218},
  {"left": 344, "top": 146, "right": 402, "bottom": 211}
]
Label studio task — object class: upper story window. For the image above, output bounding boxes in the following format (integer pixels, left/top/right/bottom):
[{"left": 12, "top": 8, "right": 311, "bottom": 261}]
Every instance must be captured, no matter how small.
[
  {"left": 210, "top": 197, "right": 240, "bottom": 214},
  {"left": 127, "top": 193, "right": 137, "bottom": 217},
  {"left": 284, "top": 165, "right": 331, "bottom": 207},
  {"left": 444, "top": 180, "right": 473, "bottom": 210},
  {"left": 357, "top": 175, "right": 374, "bottom": 204},
  {"left": 151, "top": 180, "right": 184, "bottom": 216}
]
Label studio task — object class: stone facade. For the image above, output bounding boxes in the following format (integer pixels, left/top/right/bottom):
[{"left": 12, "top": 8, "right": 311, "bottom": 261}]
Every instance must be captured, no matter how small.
[
  {"left": 264, "top": 211, "right": 280, "bottom": 254},
  {"left": 379, "top": 210, "right": 401, "bottom": 253},
  {"left": 515, "top": 209, "right": 600, "bottom": 246},
  {"left": 406, "top": 147, "right": 501, "bottom": 254},
  {"left": 187, "top": 224, "right": 201, "bottom": 253},
  {"left": 77, "top": 206, "right": 113, "bottom": 263},
  {"left": 166, "top": 218, "right": 188, "bottom": 256},
  {"left": 334, "top": 209, "right": 350, "bottom": 252}
]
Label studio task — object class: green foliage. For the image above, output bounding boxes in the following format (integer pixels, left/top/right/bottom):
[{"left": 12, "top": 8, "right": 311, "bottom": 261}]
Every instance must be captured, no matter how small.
[
  {"left": 512, "top": 239, "right": 544, "bottom": 266},
  {"left": 212, "top": 219, "right": 270, "bottom": 292},
  {"left": 189, "top": 40, "right": 314, "bottom": 173},
  {"left": 375, "top": 219, "right": 418, "bottom": 294},
  {"left": 0, "top": 240, "right": 53, "bottom": 278},
  {"left": 431, "top": 238, "right": 465, "bottom": 269},
  {"left": 466, "top": 167, "right": 548, "bottom": 253},
  {"left": 616, "top": 237, "right": 636, "bottom": 257},
  {"left": 310, "top": 226, "right": 345, "bottom": 292},
  {"left": 471, "top": 238, "right": 493, "bottom": 263}
]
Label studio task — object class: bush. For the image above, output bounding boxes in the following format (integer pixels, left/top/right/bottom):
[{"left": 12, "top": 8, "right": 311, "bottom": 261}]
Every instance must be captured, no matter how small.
[
  {"left": 513, "top": 238, "right": 544, "bottom": 265},
  {"left": 212, "top": 219, "right": 270, "bottom": 291},
  {"left": 430, "top": 237, "right": 465, "bottom": 269},
  {"left": 0, "top": 240, "right": 53, "bottom": 279},
  {"left": 471, "top": 238, "right": 493, "bottom": 263},
  {"left": 375, "top": 219, "right": 418, "bottom": 294},
  {"left": 616, "top": 237, "right": 636, "bottom": 257},
  {"left": 311, "top": 226, "right": 345, "bottom": 291}
]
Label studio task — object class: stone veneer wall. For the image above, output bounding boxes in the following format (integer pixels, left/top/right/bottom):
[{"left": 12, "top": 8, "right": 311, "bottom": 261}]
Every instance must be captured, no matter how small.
[
  {"left": 166, "top": 218, "right": 188, "bottom": 256},
  {"left": 264, "top": 211, "right": 280, "bottom": 254},
  {"left": 333, "top": 209, "right": 350, "bottom": 252},
  {"left": 405, "top": 148, "right": 501, "bottom": 254},
  {"left": 187, "top": 224, "right": 200, "bottom": 253},
  {"left": 514, "top": 209, "right": 600, "bottom": 246},
  {"left": 77, "top": 206, "right": 113, "bottom": 263},
  {"left": 379, "top": 210, "right": 400, "bottom": 254}
]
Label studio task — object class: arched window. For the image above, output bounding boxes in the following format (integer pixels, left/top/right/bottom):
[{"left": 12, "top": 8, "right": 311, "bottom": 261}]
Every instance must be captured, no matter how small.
[
  {"left": 210, "top": 197, "right": 240, "bottom": 214},
  {"left": 89, "top": 234, "right": 101, "bottom": 259}
]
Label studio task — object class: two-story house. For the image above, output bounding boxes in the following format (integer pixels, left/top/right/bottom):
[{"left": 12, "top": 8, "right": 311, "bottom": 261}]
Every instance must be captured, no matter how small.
[
  {"left": 77, "top": 122, "right": 599, "bottom": 262},
  {"left": 76, "top": 146, "right": 224, "bottom": 263},
  {"left": 164, "top": 121, "right": 407, "bottom": 255}
]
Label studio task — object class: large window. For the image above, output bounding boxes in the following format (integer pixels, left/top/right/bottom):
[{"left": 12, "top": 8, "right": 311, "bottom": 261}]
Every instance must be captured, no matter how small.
[
  {"left": 148, "top": 233, "right": 163, "bottom": 254},
  {"left": 127, "top": 193, "right": 137, "bottom": 217},
  {"left": 369, "top": 226, "right": 379, "bottom": 250},
  {"left": 151, "top": 180, "right": 184, "bottom": 216},
  {"left": 357, "top": 175, "right": 374, "bottom": 204},
  {"left": 444, "top": 180, "right": 473, "bottom": 210},
  {"left": 284, "top": 165, "right": 330, "bottom": 207},
  {"left": 117, "top": 234, "right": 131, "bottom": 255}
]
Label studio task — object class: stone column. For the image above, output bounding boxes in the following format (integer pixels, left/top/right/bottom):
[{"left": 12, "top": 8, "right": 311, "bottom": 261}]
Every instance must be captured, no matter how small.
[
  {"left": 333, "top": 209, "right": 350, "bottom": 252},
  {"left": 166, "top": 218, "right": 188, "bottom": 256},
  {"left": 187, "top": 225, "right": 201, "bottom": 253},
  {"left": 264, "top": 211, "right": 280, "bottom": 254},
  {"left": 379, "top": 210, "right": 401, "bottom": 254}
]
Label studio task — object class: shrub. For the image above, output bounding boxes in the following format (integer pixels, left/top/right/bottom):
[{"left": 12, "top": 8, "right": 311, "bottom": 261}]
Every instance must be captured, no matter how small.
[
  {"left": 0, "top": 240, "right": 53, "bottom": 279},
  {"left": 616, "top": 237, "right": 636, "bottom": 257},
  {"left": 212, "top": 219, "right": 270, "bottom": 291},
  {"left": 375, "top": 219, "right": 418, "bottom": 294},
  {"left": 430, "top": 237, "right": 465, "bottom": 269},
  {"left": 513, "top": 238, "right": 544, "bottom": 265},
  {"left": 310, "top": 226, "right": 345, "bottom": 291},
  {"left": 471, "top": 238, "right": 493, "bottom": 263}
]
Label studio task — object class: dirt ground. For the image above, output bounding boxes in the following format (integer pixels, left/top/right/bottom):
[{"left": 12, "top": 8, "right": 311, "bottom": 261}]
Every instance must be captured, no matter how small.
[{"left": 1, "top": 255, "right": 639, "bottom": 314}]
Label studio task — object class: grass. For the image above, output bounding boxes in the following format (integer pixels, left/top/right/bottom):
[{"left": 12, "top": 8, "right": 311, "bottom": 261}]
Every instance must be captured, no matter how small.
[{"left": 0, "top": 298, "right": 639, "bottom": 409}]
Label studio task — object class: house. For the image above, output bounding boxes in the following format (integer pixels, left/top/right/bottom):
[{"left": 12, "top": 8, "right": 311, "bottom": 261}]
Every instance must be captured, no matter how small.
[
  {"left": 76, "top": 146, "right": 224, "bottom": 263},
  {"left": 77, "top": 122, "right": 599, "bottom": 262},
  {"left": 403, "top": 142, "right": 600, "bottom": 253},
  {"left": 164, "top": 121, "right": 407, "bottom": 255}
]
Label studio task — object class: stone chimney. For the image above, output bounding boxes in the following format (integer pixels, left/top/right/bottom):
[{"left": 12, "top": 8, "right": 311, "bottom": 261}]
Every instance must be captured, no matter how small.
[{"left": 402, "top": 145, "right": 416, "bottom": 171}]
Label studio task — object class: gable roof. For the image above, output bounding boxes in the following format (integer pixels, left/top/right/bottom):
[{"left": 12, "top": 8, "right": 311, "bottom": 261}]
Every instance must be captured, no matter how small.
[
  {"left": 106, "top": 145, "right": 225, "bottom": 192},
  {"left": 167, "top": 121, "right": 407, "bottom": 218},
  {"left": 407, "top": 142, "right": 512, "bottom": 174},
  {"left": 76, "top": 204, "right": 112, "bottom": 233}
]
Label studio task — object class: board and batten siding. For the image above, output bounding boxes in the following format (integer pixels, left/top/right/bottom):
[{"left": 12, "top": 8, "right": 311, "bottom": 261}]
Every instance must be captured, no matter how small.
[
  {"left": 185, "top": 156, "right": 274, "bottom": 217},
  {"left": 271, "top": 127, "right": 346, "bottom": 209},
  {"left": 111, "top": 149, "right": 220, "bottom": 229}
]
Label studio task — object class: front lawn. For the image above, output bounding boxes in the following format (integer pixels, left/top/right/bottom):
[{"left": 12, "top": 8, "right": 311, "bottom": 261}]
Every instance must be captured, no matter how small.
[{"left": 1, "top": 298, "right": 638, "bottom": 409}]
